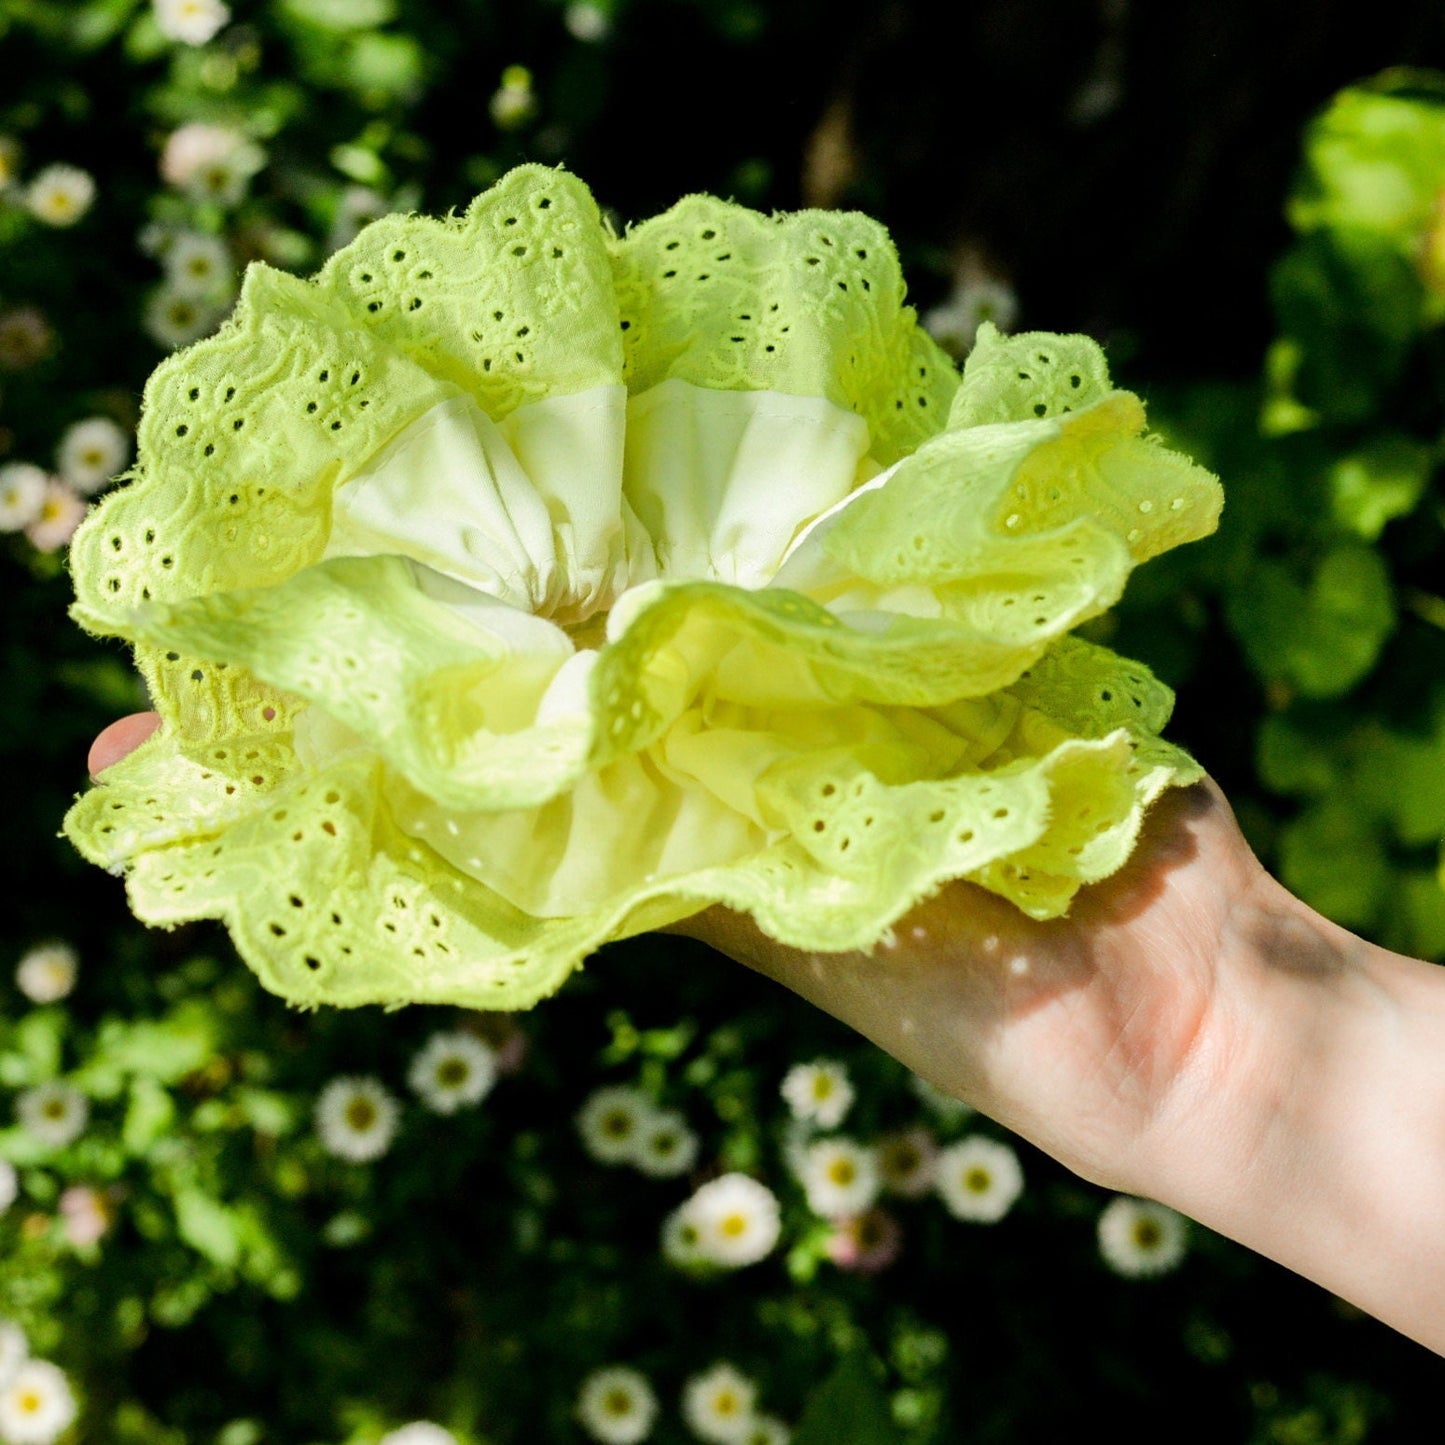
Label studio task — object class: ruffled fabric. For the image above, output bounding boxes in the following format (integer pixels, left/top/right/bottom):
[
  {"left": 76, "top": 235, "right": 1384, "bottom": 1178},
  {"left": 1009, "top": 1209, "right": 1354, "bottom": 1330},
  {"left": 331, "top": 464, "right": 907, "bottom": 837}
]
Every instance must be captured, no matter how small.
[{"left": 64, "top": 166, "right": 1222, "bottom": 1010}]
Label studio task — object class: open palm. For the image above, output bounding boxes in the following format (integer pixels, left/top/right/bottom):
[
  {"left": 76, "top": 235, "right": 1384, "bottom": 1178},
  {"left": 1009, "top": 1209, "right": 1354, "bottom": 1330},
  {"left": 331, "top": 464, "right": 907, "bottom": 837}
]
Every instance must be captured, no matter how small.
[{"left": 672, "top": 778, "right": 1285, "bottom": 1197}]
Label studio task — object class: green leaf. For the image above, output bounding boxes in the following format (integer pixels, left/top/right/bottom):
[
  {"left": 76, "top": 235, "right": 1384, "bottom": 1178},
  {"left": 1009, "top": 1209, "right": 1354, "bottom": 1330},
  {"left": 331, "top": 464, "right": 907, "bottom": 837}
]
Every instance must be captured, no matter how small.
[
  {"left": 234, "top": 1086, "right": 298, "bottom": 1137},
  {"left": 1229, "top": 543, "right": 1395, "bottom": 698},
  {"left": 346, "top": 32, "right": 426, "bottom": 101},
  {"left": 1270, "top": 233, "right": 1423, "bottom": 426},
  {"left": 91, "top": 1000, "right": 219, "bottom": 1085},
  {"left": 1350, "top": 712, "right": 1445, "bottom": 846},
  {"left": 1256, "top": 713, "right": 1343, "bottom": 797},
  {"left": 174, "top": 1187, "right": 242, "bottom": 1269},
  {"left": 1290, "top": 82, "right": 1445, "bottom": 251},
  {"left": 1327, "top": 436, "right": 1433, "bottom": 541},
  {"left": 123, "top": 1076, "right": 176, "bottom": 1155},
  {"left": 1, "top": 1010, "right": 66, "bottom": 1085},
  {"left": 281, "top": 0, "right": 396, "bottom": 29},
  {"left": 1385, "top": 870, "right": 1445, "bottom": 961},
  {"left": 1278, "top": 800, "right": 1391, "bottom": 930},
  {"left": 793, "top": 1353, "right": 903, "bottom": 1445}
]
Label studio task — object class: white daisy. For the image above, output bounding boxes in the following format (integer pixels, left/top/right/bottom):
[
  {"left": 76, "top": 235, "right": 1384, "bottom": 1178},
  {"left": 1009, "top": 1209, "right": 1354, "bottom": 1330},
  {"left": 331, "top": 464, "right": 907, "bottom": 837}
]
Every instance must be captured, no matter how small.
[
  {"left": 378, "top": 1424, "right": 457, "bottom": 1445},
  {"left": 315, "top": 1076, "right": 400, "bottom": 1163},
  {"left": 564, "top": 3, "right": 611, "bottom": 41},
  {"left": 576, "top": 1365, "right": 659, "bottom": 1445},
  {"left": 0, "top": 1358, "right": 76, "bottom": 1445},
  {"left": 875, "top": 1125, "right": 938, "bottom": 1199},
  {"left": 632, "top": 1109, "right": 699, "bottom": 1178},
  {"left": 153, "top": 0, "right": 230, "bottom": 45},
  {"left": 163, "top": 232, "right": 234, "bottom": 300},
  {"left": 683, "top": 1173, "right": 781, "bottom": 1269},
  {"left": 1097, "top": 1196, "right": 1189, "bottom": 1279},
  {"left": 490, "top": 66, "right": 537, "bottom": 130},
  {"left": 779, "top": 1060, "right": 853, "bottom": 1129},
  {"left": 407, "top": 1031, "right": 497, "bottom": 1114},
  {"left": 576, "top": 1084, "right": 654, "bottom": 1165},
  {"left": 24, "top": 165, "right": 94, "bottom": 227},
  {"left": 15, "top": 1083, "right": 88, "bottom": 1150},
  {"left": 797, "top": 1138, "right": 879, "bottom": 1220},
  {"left": 742, "top": 1417, "right": 790, "bottom": 1445},
  {"left": 922, "top": 277, "right": 1018, "bottom": 359},
  {"left": 0, "top": 1321, "right": 25, "bottom": 1390},
  {"left": 0, "top": 1162, "right": 17, "bottom": 1212},
  {"left": 329, "top": 185, "right": 393, "bottom": 251},
  {"left": 56, "top": 418, "right": 129, "bottom": 496},
  {"left": 159, "top": 123, "right": 263, "bottom": 205},
  {"left": 23, "top": 479, "right": 86, "bottom": 552},
  {"left": 143, "top": 287, "right": 225, "bottom": 350},
  {"left": 660, "top": 1204, "right": 708, "bottom": 1270},
  {"left": 15, "top": 942, "right": 79, "bottom": 1005},
  {"left": 935, "top": 1136, "right": 1024, "bottom": 1224},
  {"left": 681, "top": 1363, "right": 757, "bottom": 1444},
  {"left": 0, "top": 463, "right": 47, "bottom": 533}
]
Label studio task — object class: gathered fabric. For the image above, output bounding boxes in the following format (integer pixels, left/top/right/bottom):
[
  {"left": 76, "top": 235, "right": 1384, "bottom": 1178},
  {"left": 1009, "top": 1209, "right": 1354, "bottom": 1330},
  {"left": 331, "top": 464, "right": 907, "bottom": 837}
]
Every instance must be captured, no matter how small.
[{"left": 64, "top": 166, "right": 1222, "bottom": 1010}]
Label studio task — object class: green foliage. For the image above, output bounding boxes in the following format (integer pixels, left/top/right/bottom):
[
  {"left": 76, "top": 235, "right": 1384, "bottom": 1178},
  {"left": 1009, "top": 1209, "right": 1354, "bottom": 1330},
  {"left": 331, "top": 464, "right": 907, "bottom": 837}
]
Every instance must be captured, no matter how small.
[
  {"left": 1119, "top": 71, "right": 1445, "bottom": 955},
  {"left": 0, "top": 5, "right": 1443, "bottom": 1442},
  {"left": 791, "top": 1353, "right": 900, "bottom": 1445}
]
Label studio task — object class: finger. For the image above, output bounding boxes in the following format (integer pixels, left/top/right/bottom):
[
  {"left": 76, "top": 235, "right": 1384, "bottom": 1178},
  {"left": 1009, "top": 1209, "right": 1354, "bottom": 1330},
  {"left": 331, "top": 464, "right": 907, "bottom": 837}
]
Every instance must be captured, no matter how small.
[{"left": 88, "top": 712, "right": 161, "bottom": 779}]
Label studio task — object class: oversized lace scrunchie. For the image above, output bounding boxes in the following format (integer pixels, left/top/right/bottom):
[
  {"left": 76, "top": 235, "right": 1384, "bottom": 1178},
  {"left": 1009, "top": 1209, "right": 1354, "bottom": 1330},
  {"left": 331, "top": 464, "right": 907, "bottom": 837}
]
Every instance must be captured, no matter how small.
[{"left": 64, "top": 166, "right": 1222, "bottom": 1010}]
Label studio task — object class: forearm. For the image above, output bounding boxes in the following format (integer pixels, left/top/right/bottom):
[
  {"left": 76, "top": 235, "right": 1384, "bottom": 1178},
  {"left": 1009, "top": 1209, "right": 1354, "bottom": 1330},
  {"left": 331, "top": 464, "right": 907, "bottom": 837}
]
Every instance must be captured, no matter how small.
[{"left": 1142, "top": 874, "right": 1445, "bottom": 1354}]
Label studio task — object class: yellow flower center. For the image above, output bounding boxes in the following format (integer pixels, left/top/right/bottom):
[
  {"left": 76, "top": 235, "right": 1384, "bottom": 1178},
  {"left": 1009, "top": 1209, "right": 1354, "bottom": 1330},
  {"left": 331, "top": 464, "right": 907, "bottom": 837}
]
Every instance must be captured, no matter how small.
[
  {"left": 964, "top": 1167, "right": 991, "bottom": 1194},
  {"left": 345, "top": 1098, "right": 377, "bottom": 1130},
  {"left": 1132, "top": 1219, "right": 1162, "bottom": 1249},
  {"left": 720, "top": 1212, "right": 748, "bottom": 1238}
]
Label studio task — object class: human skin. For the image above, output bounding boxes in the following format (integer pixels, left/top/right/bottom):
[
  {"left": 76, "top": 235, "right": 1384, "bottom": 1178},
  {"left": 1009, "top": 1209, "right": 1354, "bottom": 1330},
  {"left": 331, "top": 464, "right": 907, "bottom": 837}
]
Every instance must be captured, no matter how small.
[{"left": 89, "top": 711, "right": 1445, "bottom": 1353}]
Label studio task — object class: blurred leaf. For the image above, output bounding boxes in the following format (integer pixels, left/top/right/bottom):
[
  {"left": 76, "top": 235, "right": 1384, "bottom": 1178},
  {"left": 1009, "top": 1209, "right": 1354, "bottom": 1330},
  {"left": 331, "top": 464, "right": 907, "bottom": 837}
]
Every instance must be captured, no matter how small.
[
  {"left": 1228, "top": 543, "right": 1395, "bottom": 697},
  {"left": 1351, "top": 708, "right": 1445, "bottom": 846},
  {"left": 234, "top": 1085, "right": 298, "bottom": 1136},
  {"left": 1327, "top": 435, "right": 1434, "bottom": 540},
  {"left": 122, "top": 1075, "right": 176, "bottom": 1154},
  {"left": 1256, "top": 713, "right": 1342, "bottom": 797},
  {"left": 1270, "top": 233, "right": 1423, "bottom": 425},
  {"left": 174, "top": 1186, "right": 241, "bottom": 1269},
  {"left": 65, "top": 0, "right": 143, "bottom": 50},
  {"left": 281, "top": 0, "right": 397, "bottom": 29},
  {"left": 346, "top": 33, "right": 426, "bottom": 103},
  {"left": 89, "top": 1000, "right": 218, "bottom": 1085},
  {"left": 4, "top": 1009, "right": 65, "bottom": 1082},
  {"left": 1279, "top": 799, "right": 1391, "bottom": 929},
  {"left": 1386, "top": 869, "right": 1445, "bottom": 960},
  {"left": 1290, "top": 80, "right": 1445, "bottom": 252},
  {"left": 793, "top": 1352, "right": 903, "bottom": 1445}
]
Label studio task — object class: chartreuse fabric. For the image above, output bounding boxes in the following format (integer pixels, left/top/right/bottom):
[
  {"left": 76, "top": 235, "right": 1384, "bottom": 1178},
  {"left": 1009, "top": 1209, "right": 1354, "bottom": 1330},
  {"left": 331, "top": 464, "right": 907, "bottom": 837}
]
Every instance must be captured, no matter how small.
[{"left": 64, "top": 166, "right": 1223, "bottom": 1010}]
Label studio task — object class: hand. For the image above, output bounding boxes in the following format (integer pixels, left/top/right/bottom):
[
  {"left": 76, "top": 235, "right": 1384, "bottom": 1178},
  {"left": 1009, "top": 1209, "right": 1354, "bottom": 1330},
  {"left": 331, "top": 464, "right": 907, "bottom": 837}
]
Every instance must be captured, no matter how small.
[{"left": 672, "top": 777, "right": 1273, "bottom": 1198}]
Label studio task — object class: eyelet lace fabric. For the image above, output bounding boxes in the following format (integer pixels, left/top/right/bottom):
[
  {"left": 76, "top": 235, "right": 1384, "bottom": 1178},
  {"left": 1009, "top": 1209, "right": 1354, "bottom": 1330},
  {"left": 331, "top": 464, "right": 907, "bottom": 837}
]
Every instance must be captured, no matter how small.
[{"left": 64, "top": 166, "right": 1222, "bottom": 1010}]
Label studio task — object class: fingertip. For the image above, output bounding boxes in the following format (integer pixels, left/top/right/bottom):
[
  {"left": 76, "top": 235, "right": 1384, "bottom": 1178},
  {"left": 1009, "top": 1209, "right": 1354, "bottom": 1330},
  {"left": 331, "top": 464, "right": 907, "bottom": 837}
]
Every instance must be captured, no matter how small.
[{"left": 88, "top": 712, "right": 161, "bottom": 779}]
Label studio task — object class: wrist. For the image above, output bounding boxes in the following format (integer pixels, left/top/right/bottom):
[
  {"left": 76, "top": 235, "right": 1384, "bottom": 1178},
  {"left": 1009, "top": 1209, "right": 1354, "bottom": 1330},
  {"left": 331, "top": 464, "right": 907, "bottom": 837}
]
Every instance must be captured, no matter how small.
[{"left": 1139, "top": 871, "right": 1445, "bottom": 1351}]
